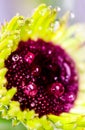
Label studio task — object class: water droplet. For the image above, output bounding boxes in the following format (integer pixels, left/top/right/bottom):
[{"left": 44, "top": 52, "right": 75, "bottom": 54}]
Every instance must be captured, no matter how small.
[
  {"left": 57, "top": 7, "right": 61, "bottom": 12},
  {"left": 61, "top": 62, "right": 71, "bottom": 83},
  {"left": 50, "top": 82, "right": 64, "bottom": 97},
  {"left": 66, "top": 92, "right": 75, "bottom": 102},
  {"left": 16, "top": 13, "right": 19, "bottom": 16},
  {"left": 48, "top": 5, "right": 52, "bottom": 9},
  {"left": 54, "top": 76, "right": 58, "bottom": 81},
  {"left": 31, "top": 102, "right": 35, "bottom": 107},
  {"left": 24, "top": 51, "right": 35, "bottom": 64},
  {"left": 28, "top": 30, "right": 32, "bottom": 34},
  {"left": 64, "top": 62, "right": 71, "bottom": 80},
  {"left": 48, "top": 64, "right": 53, "bottom": 69},
  {"left": 30, "top": 18, "right": 34, "bottom": 23},
  {"left": 31, "top": 77, "right": 36, "bottom": 82},
  {"left": 40, "top": 10, "right": 46, "bottom": 16},
  {"left": 70, "top": 12, "right": 75, "bottom": 19},
  {"left": 12, "top": 64, "right": 16, "bottom": 69},
  {"left": 32, "top": 66, "right": 41, "bottom": 76},
  {"left": 54, "top": 21, "right": 60, "bottom": 31},
  {"left": 8, "top": 40, "right": 13, "bottom": 48},
  {"left": 26, "top": 75, "right": 30, "bottom": 79},
  {"left": 17, "top": 20, "right": 23, "bottom": 25},
  {"left": 24, "top": 82, "right": 38, "bottom": 97},
  {"left": 12, "top": 54, "right": 19, "bottom": 61},
  {"left": 48, "top": 50, "right": 52, "bottom": 55}
]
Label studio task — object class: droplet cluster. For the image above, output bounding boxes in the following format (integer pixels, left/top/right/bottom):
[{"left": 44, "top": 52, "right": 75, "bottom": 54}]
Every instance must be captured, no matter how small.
[{"left": 5, "top": 39, "right": 78, "bottom": 117}]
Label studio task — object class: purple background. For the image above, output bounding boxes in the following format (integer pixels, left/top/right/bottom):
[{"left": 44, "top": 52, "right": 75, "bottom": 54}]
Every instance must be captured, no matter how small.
[{"left": 0, "top": 0, "right": 85, "bottom": 23}]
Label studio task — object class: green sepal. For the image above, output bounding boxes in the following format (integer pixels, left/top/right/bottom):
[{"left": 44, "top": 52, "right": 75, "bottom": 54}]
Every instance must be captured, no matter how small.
[{"left": 0, "top": 88, "right": 16, "bottom": 105}]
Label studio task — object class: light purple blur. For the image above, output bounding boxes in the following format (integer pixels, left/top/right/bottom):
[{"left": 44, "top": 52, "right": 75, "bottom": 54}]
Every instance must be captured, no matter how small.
[{"left": 0, "top": 0, "right": 85, "bottom": 23}]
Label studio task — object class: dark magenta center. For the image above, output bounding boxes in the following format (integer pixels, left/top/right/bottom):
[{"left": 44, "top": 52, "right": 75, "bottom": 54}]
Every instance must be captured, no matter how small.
[{"left": 5, "top": 39, "right": 78, "bottom": 117}]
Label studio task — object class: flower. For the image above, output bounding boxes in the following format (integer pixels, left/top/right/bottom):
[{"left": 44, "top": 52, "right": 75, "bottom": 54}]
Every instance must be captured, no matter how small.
[{"left": 0, "top": 4, "right": 85, "bottom": 130}]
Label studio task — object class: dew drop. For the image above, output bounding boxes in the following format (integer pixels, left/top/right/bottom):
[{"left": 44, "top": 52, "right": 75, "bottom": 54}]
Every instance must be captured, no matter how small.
[
  {"left": 16, "top": 13, "right": 19, "bottom": 16},
  {"left": 57, "top": 7, "right": 61, "bottom": 12},
  {"left": 64, "top": 62, "right": 71, "bottom": 80},
  {"left": 70, "top": 12, "right": 75, "bottom": 19},
  {"left": 24, "top": 82, "right": 38, "bottom": 97},
  {"left": 26, "top": 75, "right": 30, "bottom": 79},
  {"left": 61, "top": 62, "right": 71, "bottom": 83},
  {"left": 48, "top": 5, "right": 52, "bottom": 9},
  {"left": 66, "top": 92, "right": 75, "bottom": 102},
  {"left": 12, "top": 64, "right": 16, "bottom": 69},
  {"left": 54, "top": 76, "right": 58, "bottom": 81},
  {"left": 17, "top": 19, "right": 23, "bottom": 25},
  {"left": 28, "top": 30, "right": 32, "bottom": 34},
  {"left": 50, "top": 82, "right": 64, "bottom": 97},
  {"left": 8, "top": 40, "right": 13, "bottom": 48},
  {"left": 30, "top": 102, "right": 35, "bottom": 107},
  {"left": 12, "top": 54, "right": 19, "bottom": 61},
  {"left": 32, "top": 66, "right": 41, "bottom": 76},
  {"left": 24, "top": 51, "right": 35, "bottom": 64},
  {"left": 48, "top": 50, "right": 52, "bottom": 55},
  {"left": 54, "top": 21, "right": 60, "bottom": 31}
]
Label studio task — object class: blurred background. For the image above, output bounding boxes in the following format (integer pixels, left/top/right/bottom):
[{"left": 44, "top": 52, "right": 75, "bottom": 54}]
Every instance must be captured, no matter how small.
[
  {"left": 0, "top": 0, "right": 85, "bottom": 130},
  {"left": 0, "top": 0, "right": 85, "bottom": 23}
]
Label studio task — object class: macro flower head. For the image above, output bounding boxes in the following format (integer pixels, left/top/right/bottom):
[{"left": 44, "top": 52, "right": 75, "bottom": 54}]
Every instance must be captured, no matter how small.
[{"left": 0, "top": 4, "right": 85, "bottom": 130}]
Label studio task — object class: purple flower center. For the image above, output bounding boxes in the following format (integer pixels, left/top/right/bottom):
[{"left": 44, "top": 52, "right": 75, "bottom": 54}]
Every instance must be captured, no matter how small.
[
  {"left": 24, "top": 82, "right": 38, "bottom": 97},
  {"left": 49, "top": 82, "right": 65, "bottom": 98},
  {"left": 5, "top": 39, "right": 78, "bottom": 117}
]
